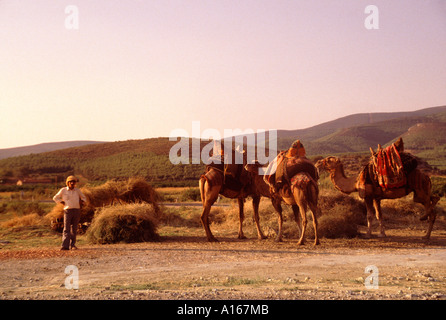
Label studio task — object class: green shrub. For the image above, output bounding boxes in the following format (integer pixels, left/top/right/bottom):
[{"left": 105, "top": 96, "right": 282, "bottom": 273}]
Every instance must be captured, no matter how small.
[
  {"left": 180, "top": 188, "right": 201, "bottom": 202},
  {"left": 431, "top": 176, "right": 446, "bottom": 197}
]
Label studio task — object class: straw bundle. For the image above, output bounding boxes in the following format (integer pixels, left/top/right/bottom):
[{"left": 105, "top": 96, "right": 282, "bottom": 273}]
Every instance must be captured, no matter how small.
[
  {"left": 81, "top": 177, "right": 159, "bottom": 210},
  {"left": 86, "top": 203, "right": 160, "bottom": 244}
]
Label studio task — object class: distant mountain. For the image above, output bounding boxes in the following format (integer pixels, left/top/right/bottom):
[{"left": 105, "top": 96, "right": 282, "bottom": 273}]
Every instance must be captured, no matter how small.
[
  {"left": 0, "top": 141, "right": 106, "bottom": 160},
  {"left": 276, "top": 105, "right": 446, "bottom": 152}
]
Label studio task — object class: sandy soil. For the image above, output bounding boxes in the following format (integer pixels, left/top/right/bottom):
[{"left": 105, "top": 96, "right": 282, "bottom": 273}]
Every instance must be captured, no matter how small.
[{"left": 1, "top": 226, "right": 446, "bottom": 301}]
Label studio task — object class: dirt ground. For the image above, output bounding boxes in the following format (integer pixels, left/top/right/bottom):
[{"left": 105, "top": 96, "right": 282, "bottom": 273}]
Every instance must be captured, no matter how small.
[{"left": 1, "top": 224, "right": 446, "bottom": 301}]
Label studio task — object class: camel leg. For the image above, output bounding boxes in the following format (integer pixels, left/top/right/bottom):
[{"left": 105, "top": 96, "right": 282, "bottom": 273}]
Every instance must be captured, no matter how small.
[
  {"left": 199, "top": 179, "right": 219, "bottom": 242},
  {"left": 296, "top": 203, "right": 307, "bottom": 246},
  {"left": 409, "top": 170, "right": 439, "bottom": 239},
  {"left": 421, "top": 196, "right": 438, "bottom": 240},
  {"left": 272, "top": 199, "right": 284, "bottom": 242},
  {"left": 415, "top": 194, "right": 439, "bottom": 240},
  {"left": 373, "top": 199, "right": 386, "bottom": 238},
  {"left": 292, "top": 188, "right": 307, "bottom": 246},
  {"left": 424, "top": 213, "right": 436, "bottom": 241},
  {"left": 201, "top": 203, "right": 218, "bottom": 242},
  {"left": 308, "top": 201, "right": 320, "bottom": 246},
  {"left": 252, "top": 195, "right": 267, "bottom": 240},
  {"left": 291, "top": 204, "right": 301, "bottom": 240},
  {"left": 237, "top": 198, "right": 246, "bottom": 239},
  {"left": 364, "top": 198, "right": 375, "bottom": 238}
]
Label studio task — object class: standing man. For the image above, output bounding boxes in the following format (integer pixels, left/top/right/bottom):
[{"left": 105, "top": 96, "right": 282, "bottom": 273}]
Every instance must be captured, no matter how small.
[{"left": 53, "top": 176, "right": 87, "bottom": 250}]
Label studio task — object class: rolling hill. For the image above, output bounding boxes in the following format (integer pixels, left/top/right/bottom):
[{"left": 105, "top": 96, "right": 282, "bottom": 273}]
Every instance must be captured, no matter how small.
[
  {"left": 0, "top": 105, "right": 445, "bottom": 186},
  {"left": 277, "top": 105, "right": 445, "bottom": 138},
  {"left": 0, "top": 141, "right": 105, "bottom": 160},
  {"left": 276, "top": 105, "right": 446, "bottom": 152},
  {"left": 0, "top": 138, "right": 212, "bottom": 187}
]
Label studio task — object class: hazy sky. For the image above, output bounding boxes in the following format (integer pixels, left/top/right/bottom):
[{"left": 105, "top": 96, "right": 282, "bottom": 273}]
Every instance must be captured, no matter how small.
[{"left": 1, "top": 0, "right": 446, "bottom": 148}]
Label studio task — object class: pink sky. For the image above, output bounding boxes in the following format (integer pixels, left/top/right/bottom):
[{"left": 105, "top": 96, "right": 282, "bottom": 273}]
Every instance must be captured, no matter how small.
[{"left": 1, "top": 0, "right": 445, "bottom": 148}]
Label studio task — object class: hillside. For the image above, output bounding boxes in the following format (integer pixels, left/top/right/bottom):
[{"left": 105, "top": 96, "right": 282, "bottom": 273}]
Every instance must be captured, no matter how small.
[
  {"left": 0, "top": 141, "right": 105, "bottom": 160},
  {"left": 302, "top": 114, "right": 445, "bottom": 154},
  {"left": 276, "top": 105, "right": 446, "bottom": 152},
  {"left": 401, "top": 122, "right": 446, "bottom": 170},
  {"left": 0, "top": 138, "right": 211, "bottom": 187},
  {"left": 277, "top": 105, "right": 446, "bottom": 140},
  {"left": 0, "top": 105, "right": 445, "bottom": 186}
]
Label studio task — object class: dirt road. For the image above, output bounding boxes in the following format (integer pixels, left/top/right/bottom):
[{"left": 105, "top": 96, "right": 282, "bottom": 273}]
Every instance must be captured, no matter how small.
[{"left": 1, "top": 226, "right": 445, "bottom": 301}]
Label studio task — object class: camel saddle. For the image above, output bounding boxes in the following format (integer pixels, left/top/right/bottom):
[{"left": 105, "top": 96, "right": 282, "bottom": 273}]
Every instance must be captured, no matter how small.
[
  {"left": 203, "top": 160, "right": 251, "bottom": 192},
  {"left": 358, "top": 141, "right": 418, "bottom": 197},
  {"left": 264, "top": 153, "right": 318, "bottom": 192}
]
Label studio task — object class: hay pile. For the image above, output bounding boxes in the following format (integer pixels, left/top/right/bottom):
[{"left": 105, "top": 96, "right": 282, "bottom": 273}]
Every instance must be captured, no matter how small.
[
  {"left": 82, "top": 177, "right": 159, "bottom": 209},
  {"left": 46, "top": 177, "right": 160, "bottom": 234},
  {"left": 86, "top": 203, "right": 160, "bottom": 244}
]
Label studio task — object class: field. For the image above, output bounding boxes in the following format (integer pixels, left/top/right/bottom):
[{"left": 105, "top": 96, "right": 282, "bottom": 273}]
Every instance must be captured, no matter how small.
[{"left": 0, "top": 184, "right": 446, "bottom": 302}]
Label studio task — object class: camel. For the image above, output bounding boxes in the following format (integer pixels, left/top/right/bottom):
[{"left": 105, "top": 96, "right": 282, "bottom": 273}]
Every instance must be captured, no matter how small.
[
  {"left": 245, "top": 157, "right": 321, "bottom": 246},
  {"left": 199, "top": 164, "right": 286, "bottom": 242},
  {"left": 248, "top": 167, "right": 302, "bottom": 243},
  {"left": 315, "top": 156, "right": 440, "bottom": 240}
]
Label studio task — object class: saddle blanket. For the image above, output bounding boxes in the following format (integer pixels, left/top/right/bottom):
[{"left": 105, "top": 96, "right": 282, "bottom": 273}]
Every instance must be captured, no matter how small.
[{"left": 375, "top": 144, "right": 406, "bottom": 189}]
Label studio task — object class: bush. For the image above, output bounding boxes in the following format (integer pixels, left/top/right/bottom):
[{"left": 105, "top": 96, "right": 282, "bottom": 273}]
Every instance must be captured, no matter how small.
[
  {"left": 180, "top": 188, "right": 201, "bottom": 202},
  {"left": 309, "top": 193, "right": 366, "bottom": 238},
  {"left": 431, "top": 176, "right": 446, "bottom": 197},
  {"left": 86, "top": 203, "right": 161, "bottom": 244},
  {"left": 314, "top": 208, "right": 360, "bottom": 238}
]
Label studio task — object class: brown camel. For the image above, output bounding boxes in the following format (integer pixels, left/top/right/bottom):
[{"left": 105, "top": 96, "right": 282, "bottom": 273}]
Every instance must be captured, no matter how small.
[
  {"left": 245, "top": 157, "right": 320, "bottom": 246},
  {"left": 315, "top": 156, "right": 440, "bottom": 240},
  {"left": 199, "top": 164, "right": 286, "bottom": 242},
  {"left": 249, "top": 167, "right": 302, "bottom": 243}
]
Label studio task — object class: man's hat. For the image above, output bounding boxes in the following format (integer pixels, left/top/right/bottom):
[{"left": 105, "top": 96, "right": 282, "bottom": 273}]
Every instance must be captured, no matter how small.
[{"left": 66, "top": 175, "right": 78, "bottom": 184}]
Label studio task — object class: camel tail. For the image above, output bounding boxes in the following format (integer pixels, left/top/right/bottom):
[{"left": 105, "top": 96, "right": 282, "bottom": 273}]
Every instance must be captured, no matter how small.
[{"left": 307, "top": 178, "right": 319, "bottom": 207}]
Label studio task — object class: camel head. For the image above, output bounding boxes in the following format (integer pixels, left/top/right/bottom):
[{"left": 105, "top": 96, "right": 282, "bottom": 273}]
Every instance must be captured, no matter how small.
[{"left": 315, "top": 156, "right": 342, "bottom": 175}]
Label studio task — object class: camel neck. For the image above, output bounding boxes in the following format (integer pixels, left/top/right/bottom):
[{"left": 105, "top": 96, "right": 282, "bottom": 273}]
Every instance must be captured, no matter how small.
[{"left": 330, "top": 164, "right": 357, "bottom": 194}]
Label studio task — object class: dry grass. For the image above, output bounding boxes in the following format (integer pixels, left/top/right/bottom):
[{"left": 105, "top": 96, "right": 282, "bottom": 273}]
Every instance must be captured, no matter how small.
[
  {"left": 0, "top": 213, "right": 47, "bottom": 228},
  {"left": 86, "top": 203, "right": 160, "bottom": 244}
]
